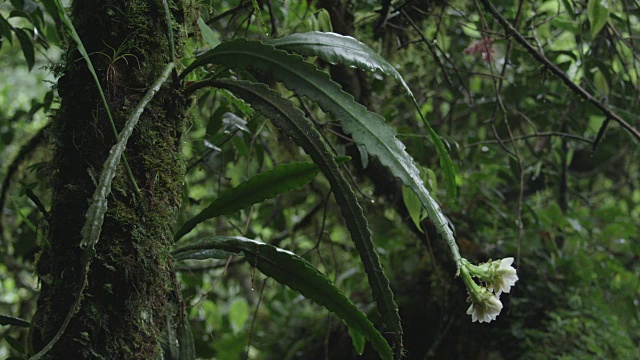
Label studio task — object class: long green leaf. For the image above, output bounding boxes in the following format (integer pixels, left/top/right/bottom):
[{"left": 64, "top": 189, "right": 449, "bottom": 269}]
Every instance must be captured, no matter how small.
[
  {"left": 5, "top": 335, "right": 26, "bottom": 355},
  {"left": 266, "top": 31, "right": 457, "bottom": 198},
  {"left": 209, "top": 79, "right": 403, "bottom": 355},
  {"left": 174, "top": 161, "right": 324, "bottom": 241},
  {"left": 183, "top": 39, "right": 461, "bottom": 273},
  {"left": 15, "top": 28, "right": 34, "bottom": 71},
  {"left": 0, "top": 314, "right": 30, "bottom": 328},
  {"left": 81, "top": 63, "right": 175, "bottom": 249},
  {"left": 172, "top": 236, "right": 393, "bottom": 360}
]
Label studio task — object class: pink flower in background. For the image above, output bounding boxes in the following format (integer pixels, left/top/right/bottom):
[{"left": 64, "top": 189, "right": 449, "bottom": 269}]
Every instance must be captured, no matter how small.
[{"left": 464, "top": 37, "right": 495, "bottom": 63}]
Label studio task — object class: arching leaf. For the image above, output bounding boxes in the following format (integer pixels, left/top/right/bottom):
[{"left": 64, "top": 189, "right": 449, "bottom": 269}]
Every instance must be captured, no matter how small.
[
  {"left": 172, "top": 236, "right": 393, "bottom": 360},
  {"left": 272, "top": 32, "right": 457, "bottom": 198},
  {"left": 174, "top": 161, "right": 328, "bottom": 241},
  {"left": 182, "top": 39, "right": 461, "bottom": 273},
  {"left": 209, "top": 78, "right": 403, "bottom": 355}
]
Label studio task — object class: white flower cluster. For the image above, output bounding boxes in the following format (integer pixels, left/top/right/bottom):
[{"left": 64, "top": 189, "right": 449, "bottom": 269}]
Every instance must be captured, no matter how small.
[{"left": 461, "top": 257, "right": 519, "bottom": 323}]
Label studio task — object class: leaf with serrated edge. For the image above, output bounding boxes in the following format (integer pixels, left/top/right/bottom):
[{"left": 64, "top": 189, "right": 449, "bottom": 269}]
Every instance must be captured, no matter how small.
[
  {"left": 182, "top": 39, "right": 461, "bottom": 272},
  {"left": 209, "top": 78, "right": 402, "bottom": 355},
  {"left": 172, "top": 237, "right": 393, "bottom": 360},
  {"left": 272, "top": 32, "right": 457, "bottom": 198}
]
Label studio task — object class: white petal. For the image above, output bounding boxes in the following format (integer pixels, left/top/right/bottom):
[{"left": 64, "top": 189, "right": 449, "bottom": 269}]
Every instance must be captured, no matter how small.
[
  {"left": 499, "top": 257, "right": 514, "bottom": 268},
  {"left": 467, "top": 304, "right": 478, "bottom": 322}
]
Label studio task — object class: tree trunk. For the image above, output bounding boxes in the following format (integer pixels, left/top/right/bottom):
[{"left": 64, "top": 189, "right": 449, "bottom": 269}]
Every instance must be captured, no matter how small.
[{"left": 31, "top": 1, "right": 190, "bottom": 358}]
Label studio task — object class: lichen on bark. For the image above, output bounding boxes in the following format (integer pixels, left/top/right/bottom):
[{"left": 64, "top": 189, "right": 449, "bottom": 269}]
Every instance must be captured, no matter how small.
[{"left": 31, "top": 1, "right": 192, "bottom": 358}]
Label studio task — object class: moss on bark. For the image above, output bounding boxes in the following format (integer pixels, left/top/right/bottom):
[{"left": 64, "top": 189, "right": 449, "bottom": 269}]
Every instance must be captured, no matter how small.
[{"left": 31, "top": 1, "right": 191, "bottom": 358}]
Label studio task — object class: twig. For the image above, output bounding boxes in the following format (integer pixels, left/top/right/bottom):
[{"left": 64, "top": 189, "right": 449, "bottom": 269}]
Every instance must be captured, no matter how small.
[
  {"left": 478, "top": 0, "right": 640, "bottom": 143},
  {"left": 244, "top": 279, "right": 267, "bottom": 360},
  {"left": 270, "top": 199, "right": 324, "bottom": 246},
  {"left": 25, "top": 189, "right": 50, "bottom": 219},
  {"left": 0, "top": 123, "right": 48, "bottom": 249},
  {"left": 206, "top": 1, "right": 251, "bottom": 25},
  {"left": 265, "top": 0, "right": 278, "bottom": 37},
  {"left": 304, "top": 191, "right": 332, "bottom": 258},
  {"left": 401, "top": 10, "right": 470, "bottom": 101},
  {"left": 191, "top": 255, "right": 235, "bottom": 308},
  {"left": 465, "top": 131, "right": 594, "bottom": 147},
  {"left": 475, "top": 0, "right": 525, "bottom": 266},
  {"left": 374, "top": 0, "right": 392, "bottom": 40}
]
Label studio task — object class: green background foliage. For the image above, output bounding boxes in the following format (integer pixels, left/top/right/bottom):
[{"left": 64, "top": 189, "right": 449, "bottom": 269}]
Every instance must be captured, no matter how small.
[{"left": 1, "top": 0, "right": 639, "bottom": 359}]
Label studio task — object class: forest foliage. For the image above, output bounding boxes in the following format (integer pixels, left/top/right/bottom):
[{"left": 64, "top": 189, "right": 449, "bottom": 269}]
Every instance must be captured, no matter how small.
[{"left": 1, "top": 0, "right": 639, "bottom": 359}]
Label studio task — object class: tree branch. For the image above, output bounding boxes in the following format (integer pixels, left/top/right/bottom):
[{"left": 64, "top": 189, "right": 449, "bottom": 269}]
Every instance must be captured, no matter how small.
[{"left": 478, "top": 0, "right": 640, "bottom": 143}]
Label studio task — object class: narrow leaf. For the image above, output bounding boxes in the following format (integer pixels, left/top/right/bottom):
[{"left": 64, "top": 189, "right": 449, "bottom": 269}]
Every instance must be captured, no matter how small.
[
  {"left": 402, "top": 185, "right": 425, "bottom": 232},
  {"left": 185, "top": 39, "right": 461, "bottom": 274},
  {"left": 348, "top": 326, "right": 366, "bottom": 355},
  {"left": 0, "top": 314, "right": 31, "bottom": 328},
  {"left": 80, "top": 63, "right": 175, "bottom": 249},
  {"left": 266, "top": 32, "right": 457, "bottom": 198},
  {"left": 172, "top": 237, "right": 393, "bottom": 360},
  {"left": 174, "top": 161, "right": 323, "bottom": 241},
  {"left": 5, "top": 335, "right": 26, "bottom": 354},
  {"left": 209, "top": 79, "right": 403, "bottom": 355},
  {"left": 0, "top": 15, "right": 13, "bottom": 45},
  {"left": 15, "top": 28, "right": 34, "bottom": 70},
  {"left": 178, "top": 315, "right": 196, "bottom": 360}
]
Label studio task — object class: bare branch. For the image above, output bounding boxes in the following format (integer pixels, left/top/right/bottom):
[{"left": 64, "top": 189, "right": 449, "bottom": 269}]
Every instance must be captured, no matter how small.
[{"left": 478, "top": 0, "right": 640, "bottom": 143}]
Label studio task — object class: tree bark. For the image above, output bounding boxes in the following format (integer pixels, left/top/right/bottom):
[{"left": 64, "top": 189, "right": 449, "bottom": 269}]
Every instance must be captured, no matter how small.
[{"left": 31, "top": 1, "right": 189, "bottom": 358}]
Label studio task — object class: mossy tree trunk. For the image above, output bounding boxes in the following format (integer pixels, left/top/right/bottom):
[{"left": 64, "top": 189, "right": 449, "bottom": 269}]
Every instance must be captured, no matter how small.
[{"left": 31, "top": 0, "right": 190, "bottom": 358}]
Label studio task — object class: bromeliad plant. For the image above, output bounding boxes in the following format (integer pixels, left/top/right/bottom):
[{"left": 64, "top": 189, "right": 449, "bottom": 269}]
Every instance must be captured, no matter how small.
[{"left": 169, "top": 31, "right": 519, "bottom": 357}]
